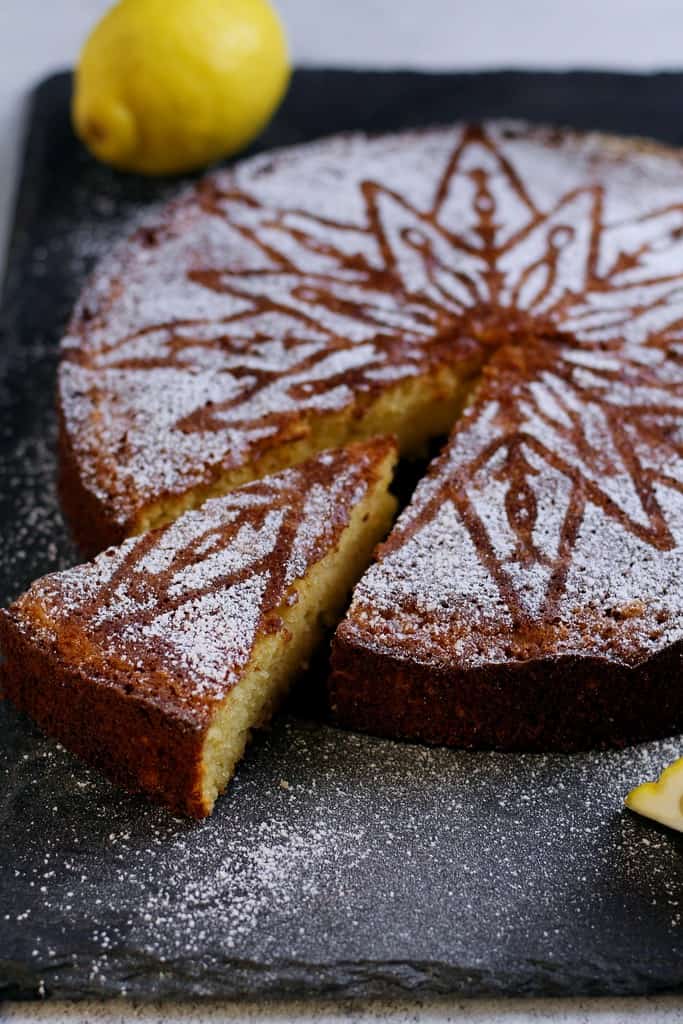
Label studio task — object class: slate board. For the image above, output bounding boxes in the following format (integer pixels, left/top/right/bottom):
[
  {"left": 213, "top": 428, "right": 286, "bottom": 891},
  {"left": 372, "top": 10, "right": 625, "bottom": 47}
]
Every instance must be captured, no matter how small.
[{"left": 1, "top": 70, "right": 683, "bottom": 1004}]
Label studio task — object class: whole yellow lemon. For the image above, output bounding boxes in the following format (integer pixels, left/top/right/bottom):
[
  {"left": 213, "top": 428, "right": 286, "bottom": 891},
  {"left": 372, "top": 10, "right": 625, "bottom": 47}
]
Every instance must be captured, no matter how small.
[{"left": 72, "top": 0, "right": 290, "bottom": 175}]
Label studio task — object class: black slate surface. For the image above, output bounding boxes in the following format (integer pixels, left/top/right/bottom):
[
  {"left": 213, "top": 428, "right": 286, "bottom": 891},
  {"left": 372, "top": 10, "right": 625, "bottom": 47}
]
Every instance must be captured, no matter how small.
[{"left": 1, "top": 69, "right": 683, "bottom": 1003}]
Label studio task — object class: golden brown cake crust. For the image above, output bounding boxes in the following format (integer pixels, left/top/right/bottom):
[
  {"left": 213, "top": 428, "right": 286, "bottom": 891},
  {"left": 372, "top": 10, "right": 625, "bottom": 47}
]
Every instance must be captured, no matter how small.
[
  {"left": 0, "top": 617, "right": 206, "bottom": 815},
  {"left": 57, "top": 406, "right": 129, "bottom": 555},
  {"left": 2, "top": 438, "right": 397, "bottom": 815},
  {"left": 321, "top": 124, "right": 683, "bottom": 750},
  {"left": 330, "top": 629, "right": 683, "bottom": 752},
  {"left": 56, "top": 120, "right": 683, "bottom": 750}
]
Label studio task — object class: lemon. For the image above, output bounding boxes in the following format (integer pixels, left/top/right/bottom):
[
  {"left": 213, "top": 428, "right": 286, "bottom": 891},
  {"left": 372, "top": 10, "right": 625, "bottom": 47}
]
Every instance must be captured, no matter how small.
[
  {"left": 72, "top": 0, "right": 290, "bottom": 175},
  {"left": 625, "top": 756, "right": 683, "bottom": 832}
]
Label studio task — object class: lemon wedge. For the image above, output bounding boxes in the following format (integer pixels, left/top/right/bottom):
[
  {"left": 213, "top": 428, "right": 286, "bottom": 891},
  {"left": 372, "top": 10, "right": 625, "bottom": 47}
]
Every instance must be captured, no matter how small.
[
  {"left": 72, "top": 0, "right": 290, "bottom": 176},
  {"left": 625, "top": 756, "right": 683, "bottom": 831}
]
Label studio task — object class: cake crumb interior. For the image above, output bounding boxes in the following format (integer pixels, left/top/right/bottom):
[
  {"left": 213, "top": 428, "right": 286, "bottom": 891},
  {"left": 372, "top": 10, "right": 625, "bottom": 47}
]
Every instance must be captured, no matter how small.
[{"left": 199, "top": 450, "right": 397, "bottom": 814}]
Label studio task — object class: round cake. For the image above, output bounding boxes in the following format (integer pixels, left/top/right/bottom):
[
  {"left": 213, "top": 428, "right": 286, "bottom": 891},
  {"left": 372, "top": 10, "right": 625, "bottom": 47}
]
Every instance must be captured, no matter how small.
[{"left": 59, "top": 121, "right": 683, "bottom": 748}]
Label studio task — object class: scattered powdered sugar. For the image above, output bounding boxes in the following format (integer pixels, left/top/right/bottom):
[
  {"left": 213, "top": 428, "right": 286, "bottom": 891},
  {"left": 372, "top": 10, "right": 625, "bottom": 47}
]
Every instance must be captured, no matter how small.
[
  {"left": 1, "top": 713, "right": 682, "bottom": 1000},
  {"left": 131, "top": 816, "right": 348, "bottom": 957},
  {"left": 1, "top": 156, "right": 185, "bottom": 600},
  {"left": 0, "top": 421, "right": 79, "bottom": 602}
]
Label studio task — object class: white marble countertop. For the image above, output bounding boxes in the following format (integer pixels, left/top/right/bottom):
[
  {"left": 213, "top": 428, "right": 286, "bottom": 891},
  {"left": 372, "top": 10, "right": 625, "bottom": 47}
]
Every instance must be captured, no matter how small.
[{"left": 1, "top": 2, "right": 683, "bottom": 1021}]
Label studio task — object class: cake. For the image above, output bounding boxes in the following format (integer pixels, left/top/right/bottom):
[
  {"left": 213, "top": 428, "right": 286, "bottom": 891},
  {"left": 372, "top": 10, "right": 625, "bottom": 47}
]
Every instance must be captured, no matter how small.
[
  {"left": 330, "top": 352, "right": 683, "bottom": 749},
  {"left": 0, "top": 440, "right": 397, "bottom": 816},
  {"left": 55, "top": 122, "right": 683, "bottom": 749}
]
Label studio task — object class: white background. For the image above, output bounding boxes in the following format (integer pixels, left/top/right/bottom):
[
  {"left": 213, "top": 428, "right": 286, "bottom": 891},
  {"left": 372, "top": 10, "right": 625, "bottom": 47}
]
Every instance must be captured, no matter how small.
[
  {"left": 1, "top": 1, "right": 683, "bottom": 1021},
  {"left": 4, "top": 0, "right": 683, "bottom": 270}
]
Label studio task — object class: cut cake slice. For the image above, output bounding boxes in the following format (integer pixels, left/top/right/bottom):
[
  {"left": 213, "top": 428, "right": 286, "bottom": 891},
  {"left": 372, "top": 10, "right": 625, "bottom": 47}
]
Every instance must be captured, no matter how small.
[
  {"left": 330, "top": 344, "right": 683, "bottom": 751},
  {"left": 0, "top": 439, "right": 397, "bottom": 817}
]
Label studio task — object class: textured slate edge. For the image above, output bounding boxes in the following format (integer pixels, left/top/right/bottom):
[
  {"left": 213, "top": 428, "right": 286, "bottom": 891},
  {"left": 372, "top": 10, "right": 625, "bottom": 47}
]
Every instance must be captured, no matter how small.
[{"left": 2, "top": 952, "right": 683, "bottom": 1003}]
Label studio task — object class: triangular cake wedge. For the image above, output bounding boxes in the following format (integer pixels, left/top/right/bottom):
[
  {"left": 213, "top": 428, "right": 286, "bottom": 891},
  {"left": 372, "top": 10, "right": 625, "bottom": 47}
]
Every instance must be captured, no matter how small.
[
  {"left": 330, "top": 345, "right": 683, "bottom": 752},
  {"left": 0, "top": 439, "right": 397, "bottom": 817}
]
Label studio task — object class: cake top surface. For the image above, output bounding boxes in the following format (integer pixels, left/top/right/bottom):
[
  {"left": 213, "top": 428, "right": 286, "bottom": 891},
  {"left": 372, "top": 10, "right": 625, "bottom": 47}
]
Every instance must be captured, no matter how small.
[
  {"left": 6, "top": 439, "right": 394, "bottom": 724},
  {"left": 58, "top": 120, "right": 683, "bottom": 672},
  {"left": 340, "top": 335, "right": 683, "bottom": 670},
  {"left": 61, "top": 121, "right": 683, "bottom": 532}
]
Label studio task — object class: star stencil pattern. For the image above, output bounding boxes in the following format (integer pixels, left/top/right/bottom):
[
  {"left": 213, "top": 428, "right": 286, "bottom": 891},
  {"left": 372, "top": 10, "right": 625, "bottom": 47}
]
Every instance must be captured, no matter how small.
[
  {"left": 191, "top": 125, "right": 683, "bottom": 620},
  {"left": 67, "top": 124, "right": 683, "bottom": 619}
]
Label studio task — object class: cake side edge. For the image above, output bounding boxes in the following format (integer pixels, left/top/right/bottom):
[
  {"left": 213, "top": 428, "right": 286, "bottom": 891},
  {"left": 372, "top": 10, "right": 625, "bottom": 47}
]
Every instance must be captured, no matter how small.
[
  {"left": 328, "top": 626, "right": 683, "bottom": 752},
  {"left": 0, "top": 609, "right": 208, "bottom": 817}
]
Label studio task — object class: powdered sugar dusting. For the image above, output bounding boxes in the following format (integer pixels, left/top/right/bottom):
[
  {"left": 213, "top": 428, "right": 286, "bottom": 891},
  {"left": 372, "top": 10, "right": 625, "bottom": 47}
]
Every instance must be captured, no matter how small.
[
  {"left": 130, "top": 576, "right": 269, "bottom": 693},
  {"left": 1, "top": 713, "right": 681, "bottom": 1000},
  {"left": 10, "top": 445, "right": 382, "bottom": 701},
  {"left": 347, "top": 332, "right": 683, "bottom": 668},
  {"left": 60, "top": 123, "right": 683, "bottom": 537}
]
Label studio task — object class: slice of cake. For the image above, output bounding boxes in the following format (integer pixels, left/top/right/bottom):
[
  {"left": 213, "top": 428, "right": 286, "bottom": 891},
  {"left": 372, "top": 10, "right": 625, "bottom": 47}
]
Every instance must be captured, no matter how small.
[
  {"left": 330, "top": 343, "right": 683, "bottom": 751},
  {"left": 0, "top": 439, "right": 397, "bottom": 817}
]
